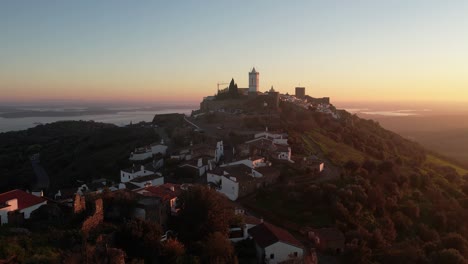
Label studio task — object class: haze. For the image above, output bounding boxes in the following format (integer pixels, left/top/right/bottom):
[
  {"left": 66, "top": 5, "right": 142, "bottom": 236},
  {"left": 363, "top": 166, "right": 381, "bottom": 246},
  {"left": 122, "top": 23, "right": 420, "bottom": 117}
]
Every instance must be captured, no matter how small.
[{"left": 1, "top": 1, "right": 468, "bottom": 104}]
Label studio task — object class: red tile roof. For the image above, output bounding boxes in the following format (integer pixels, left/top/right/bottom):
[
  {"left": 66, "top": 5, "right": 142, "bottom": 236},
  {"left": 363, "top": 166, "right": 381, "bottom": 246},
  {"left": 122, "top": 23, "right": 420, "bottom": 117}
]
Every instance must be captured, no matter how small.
[
  {"left": 137, "top": 183, "right": 181, "bottom": 202},
  {"left": 248, "top": 222, "right": 303, "bottom": 248},
  {"left": 0, "top": 189, "right": 46, "bottom": 210}
]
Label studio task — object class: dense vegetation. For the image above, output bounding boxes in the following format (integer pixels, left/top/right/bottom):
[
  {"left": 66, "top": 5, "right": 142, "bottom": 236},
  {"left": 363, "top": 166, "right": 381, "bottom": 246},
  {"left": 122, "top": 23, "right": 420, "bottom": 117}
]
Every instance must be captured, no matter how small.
[
  {"left": 0, "top": 121, "right": 159, "bottom": 193},
  {"left": 242, "top": 101, "right": 468, "bottom": 263}
]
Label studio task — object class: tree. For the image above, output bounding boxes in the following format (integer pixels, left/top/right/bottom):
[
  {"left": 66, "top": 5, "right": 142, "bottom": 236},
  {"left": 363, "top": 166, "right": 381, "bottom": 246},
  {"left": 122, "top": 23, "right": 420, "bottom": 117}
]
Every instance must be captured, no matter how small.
[
  {"left": 162, "top": 239, "right": 185, "bottom": 263},
  {"left": 201, "top": 232, "right": 237, "bottom": 264},
  {"left": 115, "top": 219, "right": 162, "bottom": 260},
  {"left": 228, "top": 78, "right": 239, "bottom": 98},
  {"left": 430, "top": 249, "right": 466, "bottom": 264},
  {"left": 176, "top": 186, "right": 234, "bottom": 246},
  {"left": 441, "top": 233, "right": 468, "bottom": 258}
]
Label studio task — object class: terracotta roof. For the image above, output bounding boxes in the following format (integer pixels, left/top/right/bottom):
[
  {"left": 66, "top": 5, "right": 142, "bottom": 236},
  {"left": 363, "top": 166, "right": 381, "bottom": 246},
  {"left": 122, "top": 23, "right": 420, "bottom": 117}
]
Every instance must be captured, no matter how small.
[
  {"left": 244, "top": 215, "right": 263, "bottom": 226},
  {"left": 137, "top": 183, "right": 181, "bottom": 202},
  {"left": 248, "top": 222, "right": 302, "bottom": 248},
  {"left": 0, "top": 189, "right": 46, "bottom": 210}
]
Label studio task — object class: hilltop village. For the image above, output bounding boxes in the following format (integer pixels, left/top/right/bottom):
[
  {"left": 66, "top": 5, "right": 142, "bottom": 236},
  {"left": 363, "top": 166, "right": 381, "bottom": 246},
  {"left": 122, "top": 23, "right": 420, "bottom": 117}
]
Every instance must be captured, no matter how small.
[
  {"left": 0, "top": 68, "right": 347, "bottom": 263},
  {"left": 2, "top": 68, "right": 468, "bottom": 264}
]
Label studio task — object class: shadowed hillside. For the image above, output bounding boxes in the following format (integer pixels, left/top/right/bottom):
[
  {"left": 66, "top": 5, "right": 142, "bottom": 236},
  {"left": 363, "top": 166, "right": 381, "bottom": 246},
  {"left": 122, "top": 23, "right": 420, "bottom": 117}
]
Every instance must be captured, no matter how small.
[{"left": 0, "top": 121, "right": 159, "bottom": 193}]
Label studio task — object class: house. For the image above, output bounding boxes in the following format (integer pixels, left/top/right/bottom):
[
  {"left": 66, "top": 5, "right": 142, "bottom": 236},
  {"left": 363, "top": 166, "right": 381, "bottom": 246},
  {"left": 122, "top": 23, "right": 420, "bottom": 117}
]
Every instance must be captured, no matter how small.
[
  {"left": 229, "top": 214, "right": 264, "bottom": 243},
  {"left": 214, "top": 141, "right": 224, "bottom": 163},
  {"left": 0, "top": 189, "right": 47, "bottom": 225},
  {"left": 221, "top": 156, "right": 269, "bottom": 169},
  {"left": 136, "top": 183, "right": 181, "bottom": 216},
  {"left": 130, "top": 140, "right": 168, "bottom": 161},
  {"left": 294, "top": 156, "right": 325, "bottom": 174},
  {"left": 309, "top": 228, "right": 345, "bottom": 254},
  {"left": 245, "top": 138, "right": 276, "bottom": 157},
  {"left": 178, "top": 156, "right": 213, "bottom": 177},
  {"left": 254, "top": 129, "right": 288, "bottom": 145},
  {"left": 120, "top": 159, "right": 164, "bottom": 183},
  {"left": 130, "top": 146, "right": 153, "bottom": 161},
  {"left": 129, "top": 173, "right": 164, "bottom": 188},
  {"left": 207, "top": 164, "right": 279, "bottom": 201},
  {"left": 248, "top": 222, "right": 304, "bottom": 264},
  {"left": 275, "top": 144, "right": 292, "bottom": 161},
  {"left": 133, "top": 196, "right": 167, "bottom": 227},
  {"left": 151, "top": 139, "right": 168, "bottom": 155}
]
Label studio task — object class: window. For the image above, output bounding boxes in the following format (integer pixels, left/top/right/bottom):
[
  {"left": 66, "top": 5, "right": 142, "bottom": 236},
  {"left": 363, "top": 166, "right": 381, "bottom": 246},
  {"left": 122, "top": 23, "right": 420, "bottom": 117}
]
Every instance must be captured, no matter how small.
[
  {"left": 294, "top": 252, "right": 298, "bottom": 257},
  {"left": 270, "top": 254, "right": 274, "bottom": 259}
]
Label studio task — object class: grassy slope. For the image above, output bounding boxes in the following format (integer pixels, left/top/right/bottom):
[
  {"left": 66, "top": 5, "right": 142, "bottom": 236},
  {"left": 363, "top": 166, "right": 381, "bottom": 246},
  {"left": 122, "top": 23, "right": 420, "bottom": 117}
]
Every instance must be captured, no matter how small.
[
  {"left": 303, "top": 129, "right": 368, "bottom": 165},
  {"left": 426, "top": 154, "right": 468, "bottom": 175}
]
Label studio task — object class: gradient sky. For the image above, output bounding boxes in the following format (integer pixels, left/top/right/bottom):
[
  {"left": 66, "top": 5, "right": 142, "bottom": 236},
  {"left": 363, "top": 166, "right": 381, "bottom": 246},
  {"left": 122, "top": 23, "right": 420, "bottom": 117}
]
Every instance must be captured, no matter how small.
[{"left": 1, "top": 0, "right": 468, "bottom": 104}]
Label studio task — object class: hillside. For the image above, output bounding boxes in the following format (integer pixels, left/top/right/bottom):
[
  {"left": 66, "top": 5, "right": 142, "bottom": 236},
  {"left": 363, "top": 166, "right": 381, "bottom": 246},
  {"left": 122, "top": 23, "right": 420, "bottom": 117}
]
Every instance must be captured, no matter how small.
[
  {"left": 362, "top": 114, "right": 468, "bottom": 168},
  {"left": 241, "top": 101, "right": 468, "bottom": 263},
  {"left": 0, "top": 121, "right": 159, "bottom": 193}
]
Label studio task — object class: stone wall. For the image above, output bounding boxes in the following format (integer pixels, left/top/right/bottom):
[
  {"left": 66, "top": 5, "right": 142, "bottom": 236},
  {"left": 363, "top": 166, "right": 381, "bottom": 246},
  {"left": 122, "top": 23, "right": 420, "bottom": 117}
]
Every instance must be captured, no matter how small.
[
  {"left": 81, "top": 199, "right": 103, "bottom": 234},
  {"left": 74, "top": 194, "right": 86, "bottom": 214}
]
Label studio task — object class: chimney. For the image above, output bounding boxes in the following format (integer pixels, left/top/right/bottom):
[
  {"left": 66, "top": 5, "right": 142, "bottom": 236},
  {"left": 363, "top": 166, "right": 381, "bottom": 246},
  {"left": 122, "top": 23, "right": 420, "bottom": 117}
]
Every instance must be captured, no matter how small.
[
  {"left": 170, "top": 186, "right": 175, "bottom": 192},
  {"left": 197, "top": 158, "right": 203, "bottom": 168},
  {"left": 260, "top": 217, "right": 264, "bottom": 223}
]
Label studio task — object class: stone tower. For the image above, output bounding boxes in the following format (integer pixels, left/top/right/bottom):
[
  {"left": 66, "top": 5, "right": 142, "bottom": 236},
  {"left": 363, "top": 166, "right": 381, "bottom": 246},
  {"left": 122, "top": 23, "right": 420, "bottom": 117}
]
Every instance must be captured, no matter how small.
[{"left": 248, "top": 67, "right": 259, "bottom": 93}]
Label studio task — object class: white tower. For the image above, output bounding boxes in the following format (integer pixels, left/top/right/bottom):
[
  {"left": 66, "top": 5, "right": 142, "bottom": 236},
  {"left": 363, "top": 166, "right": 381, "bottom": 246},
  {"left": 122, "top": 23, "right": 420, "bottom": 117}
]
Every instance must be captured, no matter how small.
[{"left": 248, "top": 67, "right": 259, "bottom": 93}]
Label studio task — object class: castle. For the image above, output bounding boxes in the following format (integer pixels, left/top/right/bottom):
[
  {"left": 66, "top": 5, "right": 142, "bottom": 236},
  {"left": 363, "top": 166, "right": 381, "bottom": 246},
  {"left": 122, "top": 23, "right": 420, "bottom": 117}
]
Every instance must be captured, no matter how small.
[{"left": 200, "top": 67, "right": 279, "bottom": 112}]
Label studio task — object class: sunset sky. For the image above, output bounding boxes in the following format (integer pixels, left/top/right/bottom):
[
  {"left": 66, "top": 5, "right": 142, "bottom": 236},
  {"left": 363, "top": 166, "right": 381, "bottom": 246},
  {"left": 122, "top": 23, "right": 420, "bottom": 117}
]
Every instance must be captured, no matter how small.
[{"left": 1, "top": 1, "right": 468, "bottom": 104}]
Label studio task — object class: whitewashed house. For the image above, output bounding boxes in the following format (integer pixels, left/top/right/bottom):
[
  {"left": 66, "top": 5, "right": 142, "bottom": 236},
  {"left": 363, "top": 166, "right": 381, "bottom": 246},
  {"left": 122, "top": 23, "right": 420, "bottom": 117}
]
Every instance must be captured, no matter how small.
[
  {"left": 120, "top": 159, "right": 164, "bottom": 183},
  {"left": 0, "top": 189, "right": 47, "bottom": 225},
  {"left": 129, "top": 173, "right": 164, "bottom": 188},
  {"left": 178, "top": 157, "right": 212, "bottom": 177},
  {"left": 214, "top": 141, "right": 224, "bottom": 163},
  {"left": 151, "top": 139, "right": 168, "bottom": 155},
  {"left": 207, "top": 164, "right": 279, "bottom": 201},
  {"left": 275, "top": 144, "right": 292, "bottom": 162},
  {"left": 254, "top": 129, "right": 288, "bottom": 145},
  {"left": 221, "top": 157, "right": 269, "bottom": 169},
  {"left": 130, "top": 147, "right": 153, "bottom": 161},
  {"left": 130, "top": 140, "right": 168, "bottom": 161},
  {"left": 248, "top": 222, "right": 304, "bottom": 264}
]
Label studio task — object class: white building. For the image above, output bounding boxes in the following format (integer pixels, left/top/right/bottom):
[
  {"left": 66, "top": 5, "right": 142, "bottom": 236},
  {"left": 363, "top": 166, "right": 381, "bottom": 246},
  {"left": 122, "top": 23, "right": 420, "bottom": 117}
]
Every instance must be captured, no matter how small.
[
  {"left": 207, "top": 164, "right": 266, "bottom": 201},
  {"left": 275, "top": 144, "right": 292, "bottom": 161},
  {"left": 151, "top": 139, "right": 168, "bottom": 155},
  {"left": 249, "top": 67, "right": 259, "bottom": 93},
  {"left": 254, "top": 129, "right": 288, "bottom": 146},
  {"left": 129, "top": 173, "right": 164, "bottom": 188},
  {"left": 221, "top": 157, "right": 269, "bottom": 169},
  {"left": 0, "top": 189, "right": 47, "bottom": 225},
  {"left": 178, "top": 157, "right": 212, "bottom": 177},
  {"left": 214, "top": 141, "right": 224, "bottom": 163},
  {"left": 130, "top": 140, "right": 168, "bottom": 161},
  {"left": 129, "top": 147, "right": 153, "bottom": 161},
  {"left": 120, "top": 159, "right": 164, "bottom": 183},
  {"left": 248, "top": 222, "right": 304, "bottom": 264}
]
